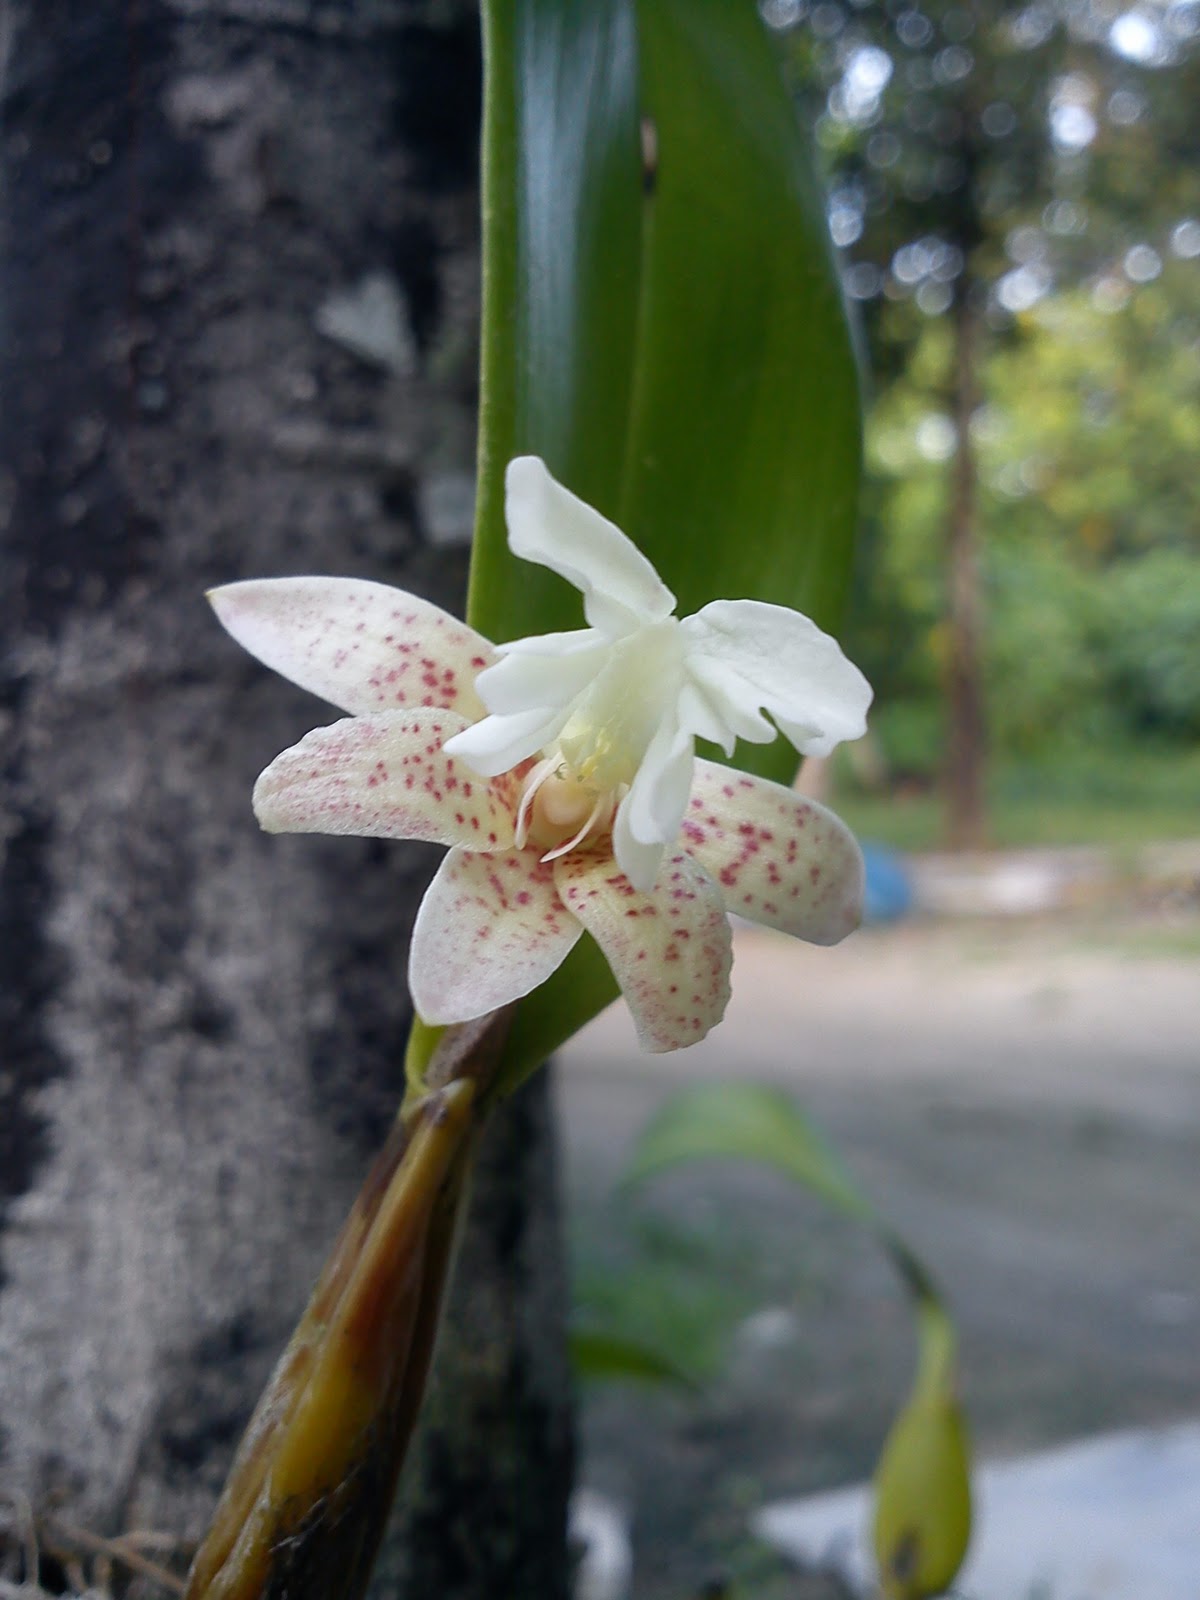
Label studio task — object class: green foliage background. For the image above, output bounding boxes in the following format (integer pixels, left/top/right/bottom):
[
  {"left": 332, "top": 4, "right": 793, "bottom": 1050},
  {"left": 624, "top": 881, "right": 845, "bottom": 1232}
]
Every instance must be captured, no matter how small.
[{"left": 856, "top": 264, "right": 1200, "bottom": 774}]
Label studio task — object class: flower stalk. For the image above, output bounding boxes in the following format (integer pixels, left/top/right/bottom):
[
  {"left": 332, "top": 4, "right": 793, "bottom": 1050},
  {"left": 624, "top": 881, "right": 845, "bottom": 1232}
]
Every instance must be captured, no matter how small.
[{"left": 184, "top": 1011, "right": 512, "bottom": 1600}]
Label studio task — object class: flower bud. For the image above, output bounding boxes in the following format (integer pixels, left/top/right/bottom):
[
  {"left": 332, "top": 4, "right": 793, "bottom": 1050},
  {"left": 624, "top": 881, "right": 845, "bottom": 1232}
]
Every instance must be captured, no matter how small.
[{"left": 872, "top": 1309, "right": 972, "bottom": 1599}]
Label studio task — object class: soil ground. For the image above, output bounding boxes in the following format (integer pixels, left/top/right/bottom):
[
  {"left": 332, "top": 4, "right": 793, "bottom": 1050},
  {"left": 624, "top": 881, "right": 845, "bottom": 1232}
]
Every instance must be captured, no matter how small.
[{"left": 558, "top": 902, "right": 1200, "bottom": 1598}]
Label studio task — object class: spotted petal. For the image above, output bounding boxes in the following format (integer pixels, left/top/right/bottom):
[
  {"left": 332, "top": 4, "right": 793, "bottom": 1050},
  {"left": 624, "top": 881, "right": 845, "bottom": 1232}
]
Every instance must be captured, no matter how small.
[
  {"left": 681, "top": 760, "right": 863, "bottom": 944},
  {"left": 252, "top": 709, "right": 517, "bottom": 849},
  {"left": 410, "top": 846, "right": 581, "bottom": 1023},
  {"left": 209, "top": 577, "right": 496, "bottom": 720},
  {"left": 554, "top": 849, "right": 732, "bottom": 1053},
  {"left": 681, "top": 599, "right": 872, "bottom": 758},
  {"left": 506, "top": 457, "right": 676, "bottom": 635}
]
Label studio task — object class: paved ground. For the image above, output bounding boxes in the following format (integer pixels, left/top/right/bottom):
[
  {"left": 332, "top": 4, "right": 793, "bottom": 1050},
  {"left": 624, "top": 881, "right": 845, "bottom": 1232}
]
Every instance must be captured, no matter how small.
[
  {"left": 755, "top": 1421, "right": 1200, "bottom": 1600},
  {"left": 557, "top": 908, "right": 1200, "bottom": 1598}
]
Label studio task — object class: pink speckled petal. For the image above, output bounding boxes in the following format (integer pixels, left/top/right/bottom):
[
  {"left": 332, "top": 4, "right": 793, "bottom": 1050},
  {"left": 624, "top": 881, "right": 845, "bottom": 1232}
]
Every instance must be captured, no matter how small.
[
  {"left": 680, "top": 759, "right": 864, "bottom": 945},
  {"left": 409, "top": 846, "right": 581, "bottom": 1024},
  {"left": 253, "top": 709, "right": 518, "bottom": 849},
  {"left": 209, "top": 577, "right": 496, "bottom": 719},
  {"left": 554, "top": 849, "right": 732, "bottom": 1053}
]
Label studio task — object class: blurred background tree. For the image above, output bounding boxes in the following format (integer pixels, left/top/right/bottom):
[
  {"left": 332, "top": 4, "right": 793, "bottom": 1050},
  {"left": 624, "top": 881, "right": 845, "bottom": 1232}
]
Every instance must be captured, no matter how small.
[{"left": 774, "top": 0, "right": 1200, "bottom": 847}]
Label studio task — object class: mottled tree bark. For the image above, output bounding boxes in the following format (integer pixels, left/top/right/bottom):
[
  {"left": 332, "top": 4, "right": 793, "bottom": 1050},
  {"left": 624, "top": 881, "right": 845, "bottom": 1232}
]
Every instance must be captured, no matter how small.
[{"left": 0, "top": 3, "right": 571, "bottom": 1594}]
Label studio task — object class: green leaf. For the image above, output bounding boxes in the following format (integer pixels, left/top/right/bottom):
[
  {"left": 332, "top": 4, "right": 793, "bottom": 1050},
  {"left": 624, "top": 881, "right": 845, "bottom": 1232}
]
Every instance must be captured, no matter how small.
[
  {"left": 623, "top": 1083, "right": 872, "bottom": 1221},
  {"left": 470, "top": 0, "right": 643, "bottom": 644},
  {"left": 621, "top": 1085, "right": 949, "bottom": 1328},
  {"left": 569, "top": 1326, "right": 699, "bottom": 1392},
  {"left": 474, "top": 0, "right": 860, "bottom": 689},
  {"left": 469, "top": 0, "right": 863, "bottom": 1088},
  {"left": 617, "top": 0, "right": 862, "bottom": 669}
]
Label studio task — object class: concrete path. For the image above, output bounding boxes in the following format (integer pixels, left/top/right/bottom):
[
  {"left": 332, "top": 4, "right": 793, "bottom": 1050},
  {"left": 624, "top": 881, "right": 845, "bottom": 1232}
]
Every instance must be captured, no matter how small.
[{"left": 558, "top": 914, "right": 1200, "bottom": 1598}]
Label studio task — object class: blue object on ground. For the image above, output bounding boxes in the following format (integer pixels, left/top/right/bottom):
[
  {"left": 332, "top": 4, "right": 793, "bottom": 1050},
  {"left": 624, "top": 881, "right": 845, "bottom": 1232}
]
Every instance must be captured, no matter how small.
[{"left": 861, "top": 842, "right": 913, "bottom": 922}]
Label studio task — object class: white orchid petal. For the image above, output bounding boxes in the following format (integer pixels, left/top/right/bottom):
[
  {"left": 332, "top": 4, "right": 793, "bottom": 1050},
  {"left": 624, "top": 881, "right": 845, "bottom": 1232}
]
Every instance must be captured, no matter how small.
[
  {"left": 506, "top": 456, "right": 676, "bottom": 633},
  {"left": 494, "top": 627, "right": 607, "bottom": 658},
  {"left": 682, "top": 599, "right": 872, "bottom": 758},
  {"left": 443, "top": 704, "right": 572, "bottom": 776},
  {"left": 624, "top": 713, "right": 694, "bottom": 847},
  {"left": 682, "top": 760, "right": 864, "bottom": 944},
  {"left": 676, "top": 682, "right": 737, "bottom": 757},
  {"left": 683, "top": 656, "right": 777, "bottom": 745},
  {"left": 611, "top": 796, "right": 668, "bottom": 893},
  {"left": 252, "top": 709, "right": 517, "bottom": 849},
  {"left": 409, "top": 845, "right": 581, "bottom": 1023},
  {"left": 209, "top": 577, "right": 494, "bottom": 720},
  {"left": 474, "top": 638, "right": 609, "bottom": 716},
  {"left": 554, "top": 848, "right": 732, "bottom": 1052}
]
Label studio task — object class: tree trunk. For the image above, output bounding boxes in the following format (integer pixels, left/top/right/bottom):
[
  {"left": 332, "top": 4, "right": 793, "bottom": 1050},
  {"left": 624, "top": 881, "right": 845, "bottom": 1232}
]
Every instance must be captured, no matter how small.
[
  {"left": 0, "top": 3, "right": 572, "bottom": 1593},
  {"left": 943, "top": 278, "right": 987, "bottom": 851}
]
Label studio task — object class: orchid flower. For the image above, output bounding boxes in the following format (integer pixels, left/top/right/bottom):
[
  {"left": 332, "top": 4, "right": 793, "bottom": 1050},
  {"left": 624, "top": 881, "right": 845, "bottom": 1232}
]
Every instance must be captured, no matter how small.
[{"left": 210, "top": 457, "right": 871, "bottom": 1052}]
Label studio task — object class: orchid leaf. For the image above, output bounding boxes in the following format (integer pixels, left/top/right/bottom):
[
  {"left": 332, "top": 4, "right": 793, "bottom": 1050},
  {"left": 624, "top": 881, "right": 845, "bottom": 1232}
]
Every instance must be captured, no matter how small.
[
  {"left": 472, "top": 0, "right": 860, "bottom": 686},
  {"left": 462, "top": 0, "right": 862, "bottom": 1089}
]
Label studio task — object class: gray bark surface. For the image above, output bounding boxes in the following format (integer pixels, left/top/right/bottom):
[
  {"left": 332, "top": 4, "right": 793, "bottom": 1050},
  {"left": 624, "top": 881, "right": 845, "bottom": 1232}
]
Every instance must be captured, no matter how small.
[{"left": 0, "top": 2, "right": 572, "bottom": 1592}]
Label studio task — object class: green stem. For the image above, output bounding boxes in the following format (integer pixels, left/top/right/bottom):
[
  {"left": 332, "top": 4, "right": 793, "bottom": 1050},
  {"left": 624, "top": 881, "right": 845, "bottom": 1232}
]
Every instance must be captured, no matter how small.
[{"left": 185, "top": 1010, "right": 514, "bottom": 1600}]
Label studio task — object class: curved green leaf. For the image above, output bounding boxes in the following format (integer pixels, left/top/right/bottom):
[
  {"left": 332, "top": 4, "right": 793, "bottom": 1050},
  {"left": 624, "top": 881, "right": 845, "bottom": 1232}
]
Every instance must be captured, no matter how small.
[
  {"left": 470, "top": 0, "right": 643, "bottom": 642},
  {"left": 622, "top": 1083, "right": 872, "bottom": 1222},
  {"left": 618, "top": 0, "right": 861, "bottom": 657},
  {"left": 570, "top": 1326, "right": 699, "bottom": 1392},
  {"left": 473, "top": 0, "right": 860, "bottom": 672},
  {"left": 622, "top": 1084, "right": 949, "bottom": 1324}
]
